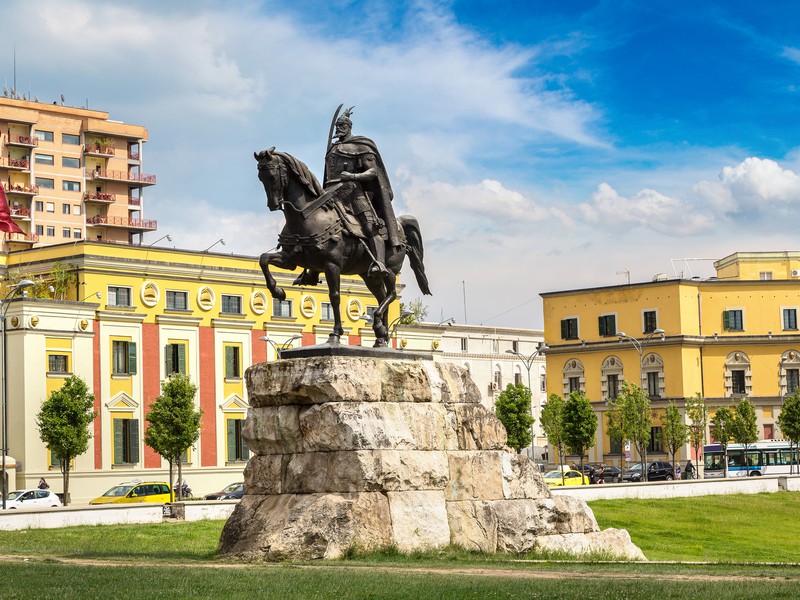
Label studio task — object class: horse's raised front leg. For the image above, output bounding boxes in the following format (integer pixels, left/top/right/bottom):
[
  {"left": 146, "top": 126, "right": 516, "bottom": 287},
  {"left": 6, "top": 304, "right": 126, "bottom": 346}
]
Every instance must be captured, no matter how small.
[
  {"left": 323, "top": 264, "right": 343, "bottom": 344},
  {"left": 364, "top": 275, "right": 393, "bottom": 347},
  {"left": 259, "top": 250, "right": 292, "bottom": 301}
]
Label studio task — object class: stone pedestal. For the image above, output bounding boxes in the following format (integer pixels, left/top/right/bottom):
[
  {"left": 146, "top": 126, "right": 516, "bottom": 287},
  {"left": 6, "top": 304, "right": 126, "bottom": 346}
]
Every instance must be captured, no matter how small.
[{"left": 218, "top": 356, "right": 645, "bottom": 561}]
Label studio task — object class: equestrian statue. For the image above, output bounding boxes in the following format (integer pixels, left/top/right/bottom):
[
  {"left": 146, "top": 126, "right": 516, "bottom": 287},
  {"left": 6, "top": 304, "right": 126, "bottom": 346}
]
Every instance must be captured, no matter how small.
[{"left": 255, "top": 105, "right": 431, "bottom": 347}]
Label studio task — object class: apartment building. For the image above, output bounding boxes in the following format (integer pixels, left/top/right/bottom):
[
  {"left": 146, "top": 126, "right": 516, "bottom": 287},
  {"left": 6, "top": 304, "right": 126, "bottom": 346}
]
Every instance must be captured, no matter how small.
[{"left": 0, "top": 97, "right": 155, "bottom": 251}]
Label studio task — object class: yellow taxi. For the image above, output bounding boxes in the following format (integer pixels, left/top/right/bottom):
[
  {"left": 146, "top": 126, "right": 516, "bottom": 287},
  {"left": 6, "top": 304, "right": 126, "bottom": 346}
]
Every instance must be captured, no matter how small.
[
  {"left": 543, "top": 469, "right": 590, "bottom": 487},
  {"left": 89, "top": 480, "right": 172, "bottom": 505}
]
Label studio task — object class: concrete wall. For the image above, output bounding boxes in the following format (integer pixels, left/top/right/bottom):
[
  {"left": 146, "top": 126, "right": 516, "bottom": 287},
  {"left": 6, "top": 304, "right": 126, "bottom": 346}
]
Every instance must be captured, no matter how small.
[{"left": 550, "top": 475, "right": 800, "bottom": 501}]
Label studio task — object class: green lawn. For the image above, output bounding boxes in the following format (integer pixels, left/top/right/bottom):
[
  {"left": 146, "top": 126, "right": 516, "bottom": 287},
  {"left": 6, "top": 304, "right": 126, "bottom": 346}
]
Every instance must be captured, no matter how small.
[{"left": 1, "top": 493, "right": 800, "bottom": 598}]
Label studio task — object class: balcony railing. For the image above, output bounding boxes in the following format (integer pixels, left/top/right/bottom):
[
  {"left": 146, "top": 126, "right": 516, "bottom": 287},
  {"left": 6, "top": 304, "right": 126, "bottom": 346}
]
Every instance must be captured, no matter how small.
[
  {"left": 128, "top": 196, "right": 141, "bottom": 206},
  {"left": 3, "top": 183, "right": 38, "bottom": 196},
  {"left": 6, "top": 134, "right": 37, "bottom": 147},
  {"left": 10, "top": 206, "right": 31, "bottom": 218},
  {"left": 86, "top": 168, "right": 156, "bottom": 185},
  {"left": 86, "top": 215, "right": 157, "bottom": 230},
  {"left": 83, "top": 144, "right": 115, "bottom": 156},
  {"left": 128, "top": 149, "right": 140, "bottom": 160},
  {"left": 84, "top": 191, "right": 115, "bottom": 202},
  {"left": 6, "top": 231, "right": 38, "bottom": 243},
  {"left": 0, "top": 157, "right": 30, "bottom": 170}
]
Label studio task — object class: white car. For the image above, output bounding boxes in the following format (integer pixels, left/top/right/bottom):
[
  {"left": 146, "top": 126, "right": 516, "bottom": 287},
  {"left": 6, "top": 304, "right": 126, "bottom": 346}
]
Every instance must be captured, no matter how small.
[{"left": 3, "top": 489, "right": 62, "bottom": 509}]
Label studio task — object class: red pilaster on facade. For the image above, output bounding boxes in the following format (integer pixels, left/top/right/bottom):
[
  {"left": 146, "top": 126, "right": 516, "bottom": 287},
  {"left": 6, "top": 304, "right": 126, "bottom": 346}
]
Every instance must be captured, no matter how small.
[
  {"left": 199, "top": 326, "right": 217, "bottom": 466},
  {"left": 348, "top": 335, "right": 361, "bottom": 347},
  {"left": 92, "top": 320, "right": 102, "bottom": 470},
  {"left": 141, "top": 323, "right": 161, "bottom": 468},
  {"left": 302, "top": 332, "right": 315, "bottom": 347},
  {"left": 252, "top": 329, "right": 266, "bottom": 365}
]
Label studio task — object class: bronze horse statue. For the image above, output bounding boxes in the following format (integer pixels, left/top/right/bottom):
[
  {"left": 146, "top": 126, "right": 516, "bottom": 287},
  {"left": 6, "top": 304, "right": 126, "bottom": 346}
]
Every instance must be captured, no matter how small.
[{"left": 255, "top": 147, "right": 431, "bottom": 347}]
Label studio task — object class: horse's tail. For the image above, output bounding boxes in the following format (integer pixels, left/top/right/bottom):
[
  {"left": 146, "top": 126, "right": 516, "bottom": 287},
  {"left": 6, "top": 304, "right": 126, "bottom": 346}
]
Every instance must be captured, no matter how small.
[{"left": 399, "top": 215, "right": 432, "bottom": 296}]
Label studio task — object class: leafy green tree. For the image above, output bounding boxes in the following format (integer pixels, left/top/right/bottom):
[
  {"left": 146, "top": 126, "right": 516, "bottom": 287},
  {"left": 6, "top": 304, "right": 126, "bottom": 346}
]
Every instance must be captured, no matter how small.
[
  {"left": 398, "top": 298, "right": 429, "bottom": 325},
  {"left": 777, "top": 392, "right": 800, "bottom": 474},
  {"left": 685, "top": 393, "right": 708, "bottom": 478},
  {"left": 710, "top": 406, "right": 735, "bottom": 478},
  {"left": 35, "top": 376, "right": 97, "bottom": 506},
  {"left": 49, "top": 261, "right": 76, "bottom": 300},
  {"left": 661, "top": 401, "right": 689, "bottom": 477},
  {"left": 541, "top": 393, "right": 567, "bottom": 484},
  {"left": 605, "top": 408, "right": 625, "bottom": 467},
  {"left": 562, "top": 391, "right": 597, "bottom": 484},
  {"left": 144, "top": 373, "right": 202, "bottom": 500},
  {"left": 731, "top": 398, "right": 758, "bottom": 476},
  {"left": 494, "top": 383, "right": 533, "bottom": 452},
  {"left": 607, "top": 382, "right": 653, "bottom": 479}
]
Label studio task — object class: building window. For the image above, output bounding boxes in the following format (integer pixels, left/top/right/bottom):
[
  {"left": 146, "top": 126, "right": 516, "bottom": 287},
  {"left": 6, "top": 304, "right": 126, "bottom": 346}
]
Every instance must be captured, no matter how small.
[
  {"left": 35, "top": 177, "right": 54, "bottom": 189},
  {"left": 561, "top": 318, "right": 579, "bottom": 340},
  {"left": 731, "top": 370, "right": 746, "bottom": 395},
  {"left": 723, "top": 309, "right": 744, "bottom": 331},
  {"left": 35, "top": 225, "right": 43, "bottom": 236},
  {"left": 788, "top": 369, "right": 800, "bottom": 395},
  {"left": 493, "top": 368, "right": 502, "bottom": 391},
  {"left": 460, "top": 337, "right": 468, "bottom": 352},
  {"left": 607, "top": 374, "right": 619, "bottom": 399},
  {"left": 35, "top": 153, "right": 54, "bottom": 165},
  {"left": 48, "top": 354, "right": 69, "bottom": 373},
  {"left": 165, "top": 342, "right": 187, "bottom": 375},
  {"left": 62, "top": 156, "right": 81, "bottom": 168},
  {"left": 647, "top": 371, "right": 660, "bottom": 397},
  {"left": 62, "top": 133, "right": 80, "bottom": 145},
  {"left": 784, "top": 309, "right": 797, "bottom": 331},
  {"left": 46, "top": 202, "right": 55, "bottom": 212},
  {"left": 63, "top": 180, "right": 81, "bottom": 192},
  {"left": 62, "top": 228, "right": 70, "bottom": 238},
  {"left": 73, "top": 229, "right": 81, "bottom": 239},
  {"left": 540, "top": 374, "right": 546, "bottom": 392},
  {"left": 598, "top": 314, "right": 616, "bottom": 337},
  {"left": 764, "top": 423, "right": 775, "bottom": 440},
  {"left": 648, "top": 427, "right": 664, "bottom": 453},
  {"left": 512, "top": 340, "right": 519, "bottom": 353},
  {"left": 46, "top": 226, "right": 55, "bottom": 237},
  {"left": 225, "top": 345, "right": 242, "bottom": 379},
  {"left": 112, "top": 340, "right": 137, "bottom": 375},
  {"left": 321, "top": 302, "right": 335, "bottom": 321},
  {"left": 227, "top": 418, "right": 249, "bottom": 462},
  {"left": 74, "top": 205, "right": 81, "bottom": 215},
  {"left": 514, "top": 372, "right": 523, "bottom": 386},
  {"left": 34, "top": 130, "right": 54, "bottom": 142},
  {"left": 166, "top": 290, "right": 188, "bottom": 311},
  {"left": 35, "top": 201, "right": 43, "bottom": 211},
  {"left": 108, "top": 286, "right": 132, "bottom": 307},
  {"left": 643, "top": 310, "right": 658, "bottom": 334},
  {"left": 563, "top": 358, "right": 584, "bottom": 396},
  {"left": 759, "top": 271, "right": 773, "bottom": 280},
  {"left": 62, "top": 204, "right": 71, "bottom": 215},
  {"left": 569, "top": 377, "right": 581, "bottom": 392},
  {"left": 272, "top": 299, "right": 293, "bottom": 318},
  {"left": 221, "top": 294, "right": 243, "bottom": 315},
  {"left": 113, "top": 418, "right": 139, "bottom": 465}
]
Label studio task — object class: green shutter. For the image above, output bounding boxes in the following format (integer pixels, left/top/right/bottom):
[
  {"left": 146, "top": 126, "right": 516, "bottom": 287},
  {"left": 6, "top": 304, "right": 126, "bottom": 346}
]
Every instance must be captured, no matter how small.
[
  {"left": 178, "top": 343, "right": 186, "bottom": 375},
  {"left": 561, "top": 319, "right": 568, "bottom": 339},
  {"left": 165, "top": 344, "right": 172, "bottom": 375},
  {"left": 113, "top": 419, "right": 123, "bottom": 465},
  {"left": 598, "top": 316, "right": 606, "bottom": 336},
  {"left": 609, "top": 315, "right": 616, "bottom": 336},
  {"left": 722, "top": 310, "right": 731, "bottom": 331},
  {"left": 129, "top": 419, "right": 140, "bottom": 464},
  {"left": 227, "top": 419, "right": 236, "bottom": 461},
  {"left": 128, "top": 342, "right": 137, "bottom": 374},
  {"left": 225, "top": 346, "right": 234, "bottom": 378}
]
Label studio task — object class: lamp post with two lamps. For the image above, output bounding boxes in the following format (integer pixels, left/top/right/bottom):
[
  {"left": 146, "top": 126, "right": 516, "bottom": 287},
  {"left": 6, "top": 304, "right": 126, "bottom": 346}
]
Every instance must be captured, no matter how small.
[
  {"left": 259, "top": 335, "right": 302, "bottom": 360},
  {"left": 2, "top": 279, "right": 34, "bottom": 509},
  {"left": 616, "top": 329, "right": 665, "bottom": 389},
  {"left": 505, "top": 343, "right": 549, "bottom": 464}
]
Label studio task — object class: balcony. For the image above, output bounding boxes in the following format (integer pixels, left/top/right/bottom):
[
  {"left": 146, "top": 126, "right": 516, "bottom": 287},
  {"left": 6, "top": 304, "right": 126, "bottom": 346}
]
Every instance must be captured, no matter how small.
[
  {"left": 83, "top": 144, "right": 116, "bottom": 157},
  {"left": 86, "top": 215, "right": 157, "bottom": 231},
  {"left": 86, "top": 168, "right": 156, "bottom": 187},
  {"left": 10, "top": 206, "right": 31, "bottom": 220},
  {"left": 84, "top": 191, "right": 116, "bottom": 203},
  {"left": 6, "top": 231, "right": 38, "bottom": 244},
  {"left": 3, "top": 183, "right": 38, "bottom": 196},
  {"left": 0, "top": 156, "right": 30, "bottom": 171},
  {"left": 128, "top": 149, "right": 140, "bottom": 161},
  {"left": 5, "top": 134, "right": 38, "bottom": 147}
]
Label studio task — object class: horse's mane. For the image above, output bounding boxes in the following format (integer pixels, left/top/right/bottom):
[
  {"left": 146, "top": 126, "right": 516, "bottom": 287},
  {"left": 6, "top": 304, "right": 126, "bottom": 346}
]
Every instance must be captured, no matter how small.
[{"left": 274, "top": 151, "right": 324, "bottom": 197}]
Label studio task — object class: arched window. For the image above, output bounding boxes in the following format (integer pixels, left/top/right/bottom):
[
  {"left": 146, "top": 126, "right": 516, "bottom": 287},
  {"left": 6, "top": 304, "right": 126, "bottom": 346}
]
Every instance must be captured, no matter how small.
[
  {"left": 562, "top": 358, "right": 584, "bottom": 396},
  {"left": 601, "top": 355, "right": 624, "bottom": 400},
  {"left": 493, "top": 364, "right": 502, "bottom": 391},
  {"left": 780, "top": 350, "right": 800, "bottom": 396},
  {"left": 641, "top": 353, "right": 665, "bottom": 398},
  {"left": 724, "top": 351, "right": 751, "bottom": 397}
]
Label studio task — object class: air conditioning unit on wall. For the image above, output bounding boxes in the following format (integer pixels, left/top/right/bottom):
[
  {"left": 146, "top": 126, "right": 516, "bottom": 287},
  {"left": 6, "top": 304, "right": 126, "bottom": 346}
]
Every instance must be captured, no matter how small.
[
  {"left": 792, "top": 269, "right": 800, "bottom": 277},
  {"left": 491, "top": 382, "right": 499, "bottom": 392}
]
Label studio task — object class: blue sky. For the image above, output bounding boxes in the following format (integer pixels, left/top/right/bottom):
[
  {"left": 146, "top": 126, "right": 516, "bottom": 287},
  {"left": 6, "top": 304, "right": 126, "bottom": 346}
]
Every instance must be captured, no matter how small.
[{"left": 5, "top": 0, "right": 800, "bottom": 328}]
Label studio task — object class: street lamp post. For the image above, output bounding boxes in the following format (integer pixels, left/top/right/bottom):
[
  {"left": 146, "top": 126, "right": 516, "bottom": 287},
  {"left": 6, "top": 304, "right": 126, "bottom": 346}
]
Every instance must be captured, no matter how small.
[
  {"left": 505, "top": 343, "right": 549, "bottom": 463},
  {"left": 616, "top": 329, "right": 665, "bottom": 388},
  {"left": 259, "top": 335, "right": 302, "bottom": 360},
  {"left": 2, "top": 279, "right": 34, "bottom": 509}
]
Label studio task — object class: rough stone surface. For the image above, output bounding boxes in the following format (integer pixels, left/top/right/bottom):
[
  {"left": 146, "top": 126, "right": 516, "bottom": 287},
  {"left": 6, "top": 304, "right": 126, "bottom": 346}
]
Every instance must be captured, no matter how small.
[{"left": 219, "top": 356, "right": 645, "bottom": 561}]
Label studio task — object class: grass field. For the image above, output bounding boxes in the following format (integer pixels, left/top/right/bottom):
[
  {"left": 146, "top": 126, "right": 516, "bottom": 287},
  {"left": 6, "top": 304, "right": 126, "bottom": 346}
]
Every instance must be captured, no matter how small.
[{"left": 1, "top": 492, "right": 799, "bottom": 598}]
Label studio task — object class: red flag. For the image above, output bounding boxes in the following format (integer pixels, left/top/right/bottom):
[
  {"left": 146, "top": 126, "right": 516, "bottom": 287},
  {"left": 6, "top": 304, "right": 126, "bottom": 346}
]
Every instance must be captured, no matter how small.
[{"left": 0, "top": 184, "right": 25, "bottom": 235}]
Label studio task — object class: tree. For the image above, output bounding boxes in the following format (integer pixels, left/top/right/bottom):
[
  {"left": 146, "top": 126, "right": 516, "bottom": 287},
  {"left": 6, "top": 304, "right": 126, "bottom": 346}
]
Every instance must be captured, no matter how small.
[
  {"left": 398, "top": 298, "right": 428, "bottom": 324},
  {"left": 661, "top": 401, "right": 689, "bottom": 477},
  {"left": 561, "top": 391, "right": 597, "bottom": 484},
  {"left": 608, "top": 382, "right": 653, "bottom": 479},
  {"left": 710, "top": 406, "right": 734, "bottom": 478},
  {"left": 777, "top": 392, "right": 800, "bottom": 474},
  {"left": 541, "top": 393, "right": 567, "bottom": 484},
  {"left": 731, "top": 398, "right": 758, "bottom": 476},
  {"left": 49, "top": 261, "right": 76, "bottom": 300},
  {"left": 144, "top": 373, "right": 202, "bottom": 500},
  {"left": 494, "top": 382, "right": 533, "bottom": 452},
  {"left": 35, "top": 375, "right": 97, "bottom": 506},
  {"left": 685, "top": 393, "right": 708, "bottom": 477}
]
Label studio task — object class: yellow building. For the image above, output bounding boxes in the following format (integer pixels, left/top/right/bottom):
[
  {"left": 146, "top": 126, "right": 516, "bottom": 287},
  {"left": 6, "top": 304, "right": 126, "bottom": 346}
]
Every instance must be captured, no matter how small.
[
  {"left": 1, "top": 241, "right": 394, "bottom": 503},
  {"left": 1, "top": 97, "right": 155, "bottom": 251},
  {"left": 541, "top": 251, "right": 800, "bottom": 467}
]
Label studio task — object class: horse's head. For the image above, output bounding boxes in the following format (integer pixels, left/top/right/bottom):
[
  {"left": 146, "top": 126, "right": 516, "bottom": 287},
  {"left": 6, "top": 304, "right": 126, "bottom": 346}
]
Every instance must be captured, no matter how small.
[{"left": 254, "top": 147, "right": 286, "bottom": 212}]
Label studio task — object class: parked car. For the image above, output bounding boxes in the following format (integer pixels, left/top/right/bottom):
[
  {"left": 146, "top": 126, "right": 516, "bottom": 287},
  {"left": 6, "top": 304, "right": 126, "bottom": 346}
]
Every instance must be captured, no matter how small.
[
  {"left": 2, "top": 489, "right": 62, "bottom": 509},
  {"left": 89, "top": 481, "right": 171, "bottom": 505},
  {"left": 621, "top": 461, "right": 674, "bottom": 482},
  {"left": 204, "top": 482, "right": 244, "bottom": 500},
  {"left": 544, "top": 469, "right": 590, "bottom": 487},
  {"left": 591, "top": 465, "right": 622, "bottom": 484}
]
